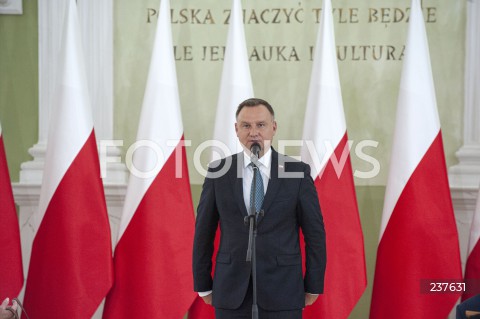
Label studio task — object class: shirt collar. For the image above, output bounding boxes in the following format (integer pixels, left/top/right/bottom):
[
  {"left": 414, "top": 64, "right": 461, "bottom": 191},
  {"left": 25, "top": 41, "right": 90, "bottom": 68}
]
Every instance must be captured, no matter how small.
[{"left": 243, "top": 147, "right": 272, "bottom": 174}]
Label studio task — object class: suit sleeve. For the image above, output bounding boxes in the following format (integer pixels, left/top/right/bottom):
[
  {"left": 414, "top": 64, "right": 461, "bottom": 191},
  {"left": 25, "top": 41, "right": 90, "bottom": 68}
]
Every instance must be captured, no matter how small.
[
  {"left": 192, "top": 168, "right": 219, "bottom": 292},
  {"left": 297, "top": 163, "right": 327, "bottom": 294}
]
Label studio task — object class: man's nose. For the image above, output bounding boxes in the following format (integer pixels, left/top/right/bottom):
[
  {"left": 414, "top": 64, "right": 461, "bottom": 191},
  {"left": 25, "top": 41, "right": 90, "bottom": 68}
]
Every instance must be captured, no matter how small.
[{"left": 249, "top": 127, "right": 259, "bottom": 136}]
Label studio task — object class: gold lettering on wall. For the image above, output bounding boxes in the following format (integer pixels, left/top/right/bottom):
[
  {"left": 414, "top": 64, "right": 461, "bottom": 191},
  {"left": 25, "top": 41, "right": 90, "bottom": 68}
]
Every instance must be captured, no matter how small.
[{"left": 145, "top": 3, "right": 437, "bottom": 62}]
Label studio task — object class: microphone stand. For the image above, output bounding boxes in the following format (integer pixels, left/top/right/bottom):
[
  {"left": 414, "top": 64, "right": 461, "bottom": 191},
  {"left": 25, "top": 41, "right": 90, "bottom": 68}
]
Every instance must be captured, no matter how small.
[{"left": 245, "top": 158, "right": 263, "bottom": 319}]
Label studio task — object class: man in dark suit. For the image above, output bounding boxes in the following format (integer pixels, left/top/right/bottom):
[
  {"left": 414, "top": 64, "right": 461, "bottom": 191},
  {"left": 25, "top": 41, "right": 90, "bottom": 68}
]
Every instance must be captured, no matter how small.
[
  {"left": 457, "top": 294, "right": 480, "bottom": 319},
  {"left": 193, "top": 98, "right": 326, "bottom": 318}
]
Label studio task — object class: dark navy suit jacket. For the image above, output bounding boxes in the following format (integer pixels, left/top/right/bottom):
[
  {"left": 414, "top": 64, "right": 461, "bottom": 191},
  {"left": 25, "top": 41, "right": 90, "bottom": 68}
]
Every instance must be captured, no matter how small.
[
  {"left": 457, "top": 295, "right": 480, "bottom": 319},
  {"left": 193, "top": 149, "right": 327, "bottom": 311}
]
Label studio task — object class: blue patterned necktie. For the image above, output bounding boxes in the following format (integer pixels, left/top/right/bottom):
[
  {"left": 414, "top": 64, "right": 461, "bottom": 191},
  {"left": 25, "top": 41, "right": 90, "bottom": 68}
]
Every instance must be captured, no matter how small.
[{"left": 250, "top": 163, "right": 264, "bottom": 214}]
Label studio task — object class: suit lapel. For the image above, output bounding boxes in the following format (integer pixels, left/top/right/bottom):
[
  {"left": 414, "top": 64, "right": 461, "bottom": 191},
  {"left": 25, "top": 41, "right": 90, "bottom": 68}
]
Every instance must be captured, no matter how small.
[{"left": 231, "top": 153, "right": 249, "bottom": 217}]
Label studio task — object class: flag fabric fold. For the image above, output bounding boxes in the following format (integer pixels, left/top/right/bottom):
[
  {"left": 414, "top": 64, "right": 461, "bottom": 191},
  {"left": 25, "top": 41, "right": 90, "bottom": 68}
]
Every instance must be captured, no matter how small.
[
  {"left": 300, "top": 0, "right": 366, "bottom": 317},
  {"left": 0, "top": 122, "right": 24, "bottom": 301},
  {"left": 22, "top": 0, "right": 113, "bottom": 317},
  {"left": 370, "top": 0, "right": 462, "bottom": 317},
  {"left": 463, "top": 187, "right": 480, "bottom": 301},
  {"left": 189, "top": 0, "right": 253, "bottom": 317},
  {"left": 102, "top": 0, "right": 196, "bottom": 318}
]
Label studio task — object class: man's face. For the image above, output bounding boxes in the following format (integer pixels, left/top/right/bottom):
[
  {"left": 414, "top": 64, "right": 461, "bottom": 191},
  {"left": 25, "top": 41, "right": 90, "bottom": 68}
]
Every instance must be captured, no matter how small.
[{"left": 235, "top": 104, "right": 277, "bottom": 157}]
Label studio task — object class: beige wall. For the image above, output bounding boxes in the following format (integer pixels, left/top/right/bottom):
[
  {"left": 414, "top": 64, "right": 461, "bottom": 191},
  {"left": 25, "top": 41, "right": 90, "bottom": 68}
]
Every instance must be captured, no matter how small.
[
  {"left": 0, "top": 0, "right": 466, "bottom": 317},
  {"left": 115, "top": 0, "right": 465, "bottom": 186},
  {"left": 0, "top": 0, "right": 466, "bottom": 185}
]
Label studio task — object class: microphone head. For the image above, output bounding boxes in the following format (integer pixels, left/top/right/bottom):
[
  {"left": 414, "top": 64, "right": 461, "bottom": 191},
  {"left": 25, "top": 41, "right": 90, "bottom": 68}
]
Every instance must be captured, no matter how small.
[{"left": 250, "top": 143, "right": 261, "bottom": 157}]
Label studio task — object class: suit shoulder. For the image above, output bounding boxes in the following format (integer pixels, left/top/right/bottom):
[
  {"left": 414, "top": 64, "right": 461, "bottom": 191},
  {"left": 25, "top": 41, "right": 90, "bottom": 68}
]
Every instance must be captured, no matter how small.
[
  {"left": 206, "top": 153, "right": 239, "bottom": 177},
  {"left": 277, "top": 153, "right": 310, "bottom": 172}
]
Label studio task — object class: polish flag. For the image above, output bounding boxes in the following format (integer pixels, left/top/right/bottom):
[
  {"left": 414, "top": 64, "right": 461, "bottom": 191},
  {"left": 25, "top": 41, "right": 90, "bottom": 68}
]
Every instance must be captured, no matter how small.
[
  {"left": 0, "top": 122, "right": 23, "bottom": 301},
  {"left": 22, "top": 0, "right": 113, "bottom": 317},
  {"left": 102, "top": 0, "right": 196, "bottom": 318},
  {"left": 210, "top": 0, "right": 253, "bottom": 160},
  {"left": 463, "top": 187, "right": 480, "bottom": 300},
  {"left": 370, "top": 0, "right": 462, "bottom": 317},
  {"left": 189, "top": 0, "right": 252, "bottom": 317},
  {"left": 300, "top": 0, "right": 366, "bottom": 317}
]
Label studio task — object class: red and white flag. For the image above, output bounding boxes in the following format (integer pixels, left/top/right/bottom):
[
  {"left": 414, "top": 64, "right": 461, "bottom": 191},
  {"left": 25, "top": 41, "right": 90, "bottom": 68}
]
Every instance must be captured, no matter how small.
[
  {"left": 300, "top": 0, "right": 366, "bottom": 317},
  {"left": 0, "top": 122, "right": 23, "bottom": 301},
  {"left": 22, "top": 0, "right": 113, "bottom": 317},
  {"left": 370, "top": 0, "right": 462, "bottom": 317},
  {"left": 189, "top": 0, "right": 252, "bottom": 317},
  {"left": 463, "top": 187, "right": 480, "bottom": 300},
  {"left": 102, "top": 0, "right": 196, "bottom": 318},
  {"left": 210, "top": 0, "right": 253, "bottom": 160}
]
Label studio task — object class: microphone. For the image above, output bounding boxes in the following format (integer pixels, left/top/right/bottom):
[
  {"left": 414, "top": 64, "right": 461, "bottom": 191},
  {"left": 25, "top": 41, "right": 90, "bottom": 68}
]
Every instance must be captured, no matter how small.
[{"left": 250, "top": 142, "right": 261, "bottom": 158}]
